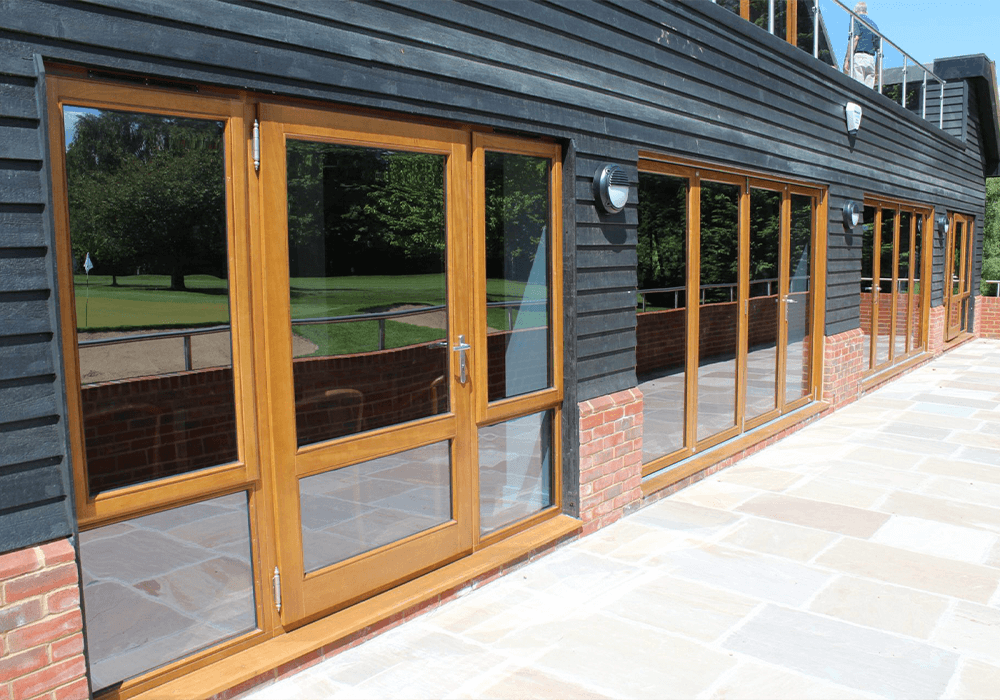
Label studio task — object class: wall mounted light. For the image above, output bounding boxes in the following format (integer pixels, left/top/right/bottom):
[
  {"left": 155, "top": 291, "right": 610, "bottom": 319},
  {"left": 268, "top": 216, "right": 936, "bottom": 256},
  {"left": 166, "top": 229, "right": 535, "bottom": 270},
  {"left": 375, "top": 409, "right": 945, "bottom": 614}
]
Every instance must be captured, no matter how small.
[
  {"left": 842, "top": 200, "right": 862, "bottom": 229},
  {"left": 845, "top": 101, "right": 863, "bottom": 136},
  {"left": 936, "top": 214, "right": 950, "bottom": 236},
  {"left": 594, "top": 164, "right": 629, "bottom": 214}
]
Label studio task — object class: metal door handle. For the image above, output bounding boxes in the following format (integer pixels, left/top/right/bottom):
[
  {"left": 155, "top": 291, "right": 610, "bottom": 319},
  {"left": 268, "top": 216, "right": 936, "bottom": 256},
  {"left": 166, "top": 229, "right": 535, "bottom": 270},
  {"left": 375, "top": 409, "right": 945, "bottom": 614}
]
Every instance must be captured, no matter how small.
[{"left": 453, "top": 335, "right": 471, "bottom": 384}]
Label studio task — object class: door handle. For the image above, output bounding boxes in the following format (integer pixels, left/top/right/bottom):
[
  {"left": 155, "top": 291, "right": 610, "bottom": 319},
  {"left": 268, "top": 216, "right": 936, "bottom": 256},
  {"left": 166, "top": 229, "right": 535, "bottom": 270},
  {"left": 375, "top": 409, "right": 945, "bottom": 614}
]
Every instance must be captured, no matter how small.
[{"left": 453, "top": 335, "right": 471, "bottom": 384}]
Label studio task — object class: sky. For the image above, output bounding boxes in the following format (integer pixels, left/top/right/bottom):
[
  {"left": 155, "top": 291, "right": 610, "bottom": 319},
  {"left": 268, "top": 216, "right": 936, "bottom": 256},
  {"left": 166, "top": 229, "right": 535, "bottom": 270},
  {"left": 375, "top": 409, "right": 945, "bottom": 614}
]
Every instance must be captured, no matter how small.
[{"left": 819, "top": 1, "right": 1000, "bottom": 67}]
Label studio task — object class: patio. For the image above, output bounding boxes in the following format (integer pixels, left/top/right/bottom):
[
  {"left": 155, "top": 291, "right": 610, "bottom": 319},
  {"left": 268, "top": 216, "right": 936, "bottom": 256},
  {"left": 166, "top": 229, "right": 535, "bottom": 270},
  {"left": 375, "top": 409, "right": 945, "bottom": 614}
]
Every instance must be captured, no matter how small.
[{"left": 242, "top": 338, "right": 1000, "bottom": 699}]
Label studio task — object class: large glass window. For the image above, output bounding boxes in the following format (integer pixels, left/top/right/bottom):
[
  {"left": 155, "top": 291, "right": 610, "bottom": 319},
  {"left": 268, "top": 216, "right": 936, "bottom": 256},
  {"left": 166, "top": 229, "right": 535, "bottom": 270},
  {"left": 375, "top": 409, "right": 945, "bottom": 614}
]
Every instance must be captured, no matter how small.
[
  {"left": 637, "top": 173, "right": 688, "bottom": 463},
  {"left": 637, "top": 161, "right": 822, "bottom": 477},
  {"left": 63, "top": 106, "right": 237, "bottom": 496},
  {"left": 859, "top": 200, "right": 930, "bottom": 375},
  {"left": 285, "top": 142, "right": 449, "bottom": 447}
]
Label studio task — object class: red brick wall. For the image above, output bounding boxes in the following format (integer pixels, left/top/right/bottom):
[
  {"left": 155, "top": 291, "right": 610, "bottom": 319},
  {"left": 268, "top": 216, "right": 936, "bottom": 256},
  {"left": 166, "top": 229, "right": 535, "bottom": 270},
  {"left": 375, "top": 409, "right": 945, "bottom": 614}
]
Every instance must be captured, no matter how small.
[
  {"left": 822, "top": 328, "right": 864, "bottom": 408},
  {"left": 977, "top": 295, "right": 1000, "bottom": 339},
  {"left": 578, "top": 388, "right": 643, "bottom": 535},
  {"left": 927, "top": 305, "right": 946, "bottom": 353},
  {"left": 0, "top": 540, "right": 88, "bottom": 700}
]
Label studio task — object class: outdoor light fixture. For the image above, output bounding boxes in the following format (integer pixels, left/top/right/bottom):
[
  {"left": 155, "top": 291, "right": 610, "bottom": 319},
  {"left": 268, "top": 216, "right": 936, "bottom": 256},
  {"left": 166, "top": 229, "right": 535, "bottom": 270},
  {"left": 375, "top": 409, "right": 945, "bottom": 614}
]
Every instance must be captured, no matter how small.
[
  {"left": 937, "top": 214, "right": 950, "bottom": 235},
  {"left": 843, "top": 200, "right": 862, "bottom": 229},
  {"left": 594, "top": 164, "right": 629, "bottom": 214},
  {"left": 845, "top": 101, "right": 863, "bottom": 136}
]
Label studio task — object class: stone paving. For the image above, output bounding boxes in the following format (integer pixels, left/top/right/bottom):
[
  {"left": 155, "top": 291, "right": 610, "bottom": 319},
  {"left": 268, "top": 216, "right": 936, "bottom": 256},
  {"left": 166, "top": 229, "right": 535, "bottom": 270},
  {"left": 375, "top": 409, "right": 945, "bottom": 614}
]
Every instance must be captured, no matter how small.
[{"left": 244, "top": 339, "right": 1000, "bottom": 699}]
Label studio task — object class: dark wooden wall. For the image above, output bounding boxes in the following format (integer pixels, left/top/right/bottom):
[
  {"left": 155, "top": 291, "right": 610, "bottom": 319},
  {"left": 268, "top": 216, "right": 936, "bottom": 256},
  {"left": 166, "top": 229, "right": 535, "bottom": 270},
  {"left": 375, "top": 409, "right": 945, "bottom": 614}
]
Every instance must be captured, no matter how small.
[
  {"left": 0, "top": 53, "right": 75, "bottom": 553},
  {"left": 0, "top": 0, "right": 994, "bottom": 550}
]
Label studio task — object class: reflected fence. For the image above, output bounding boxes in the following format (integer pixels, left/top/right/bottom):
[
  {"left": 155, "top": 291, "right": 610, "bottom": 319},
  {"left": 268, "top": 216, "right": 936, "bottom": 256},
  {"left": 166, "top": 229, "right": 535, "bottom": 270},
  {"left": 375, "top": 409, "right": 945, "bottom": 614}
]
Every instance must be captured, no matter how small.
[
  {"left": 78, "top": 298, "right": 548, "bottom": 372},
  {"left": 638, "top": 278, "right": 812, "bottom": 311}
]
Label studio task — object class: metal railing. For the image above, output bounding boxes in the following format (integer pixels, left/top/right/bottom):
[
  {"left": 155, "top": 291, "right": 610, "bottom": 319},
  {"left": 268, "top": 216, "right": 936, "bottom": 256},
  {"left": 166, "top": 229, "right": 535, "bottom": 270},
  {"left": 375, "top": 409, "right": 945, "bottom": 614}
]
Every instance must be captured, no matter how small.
[
  {"left": 828, "top": 0, "right": 946, "bottom": 128},
  {"left": 860, "top": 276, "right": 915, "bottom": 294},
  {"left": 983, "top": 280, "right": 1000, "bottom": 296},
  {"left": 638, "top": 277, "right": 812, "bottom": 311},
  {"left": 77, "top": 298, "right": 549, "bottom": 369}
]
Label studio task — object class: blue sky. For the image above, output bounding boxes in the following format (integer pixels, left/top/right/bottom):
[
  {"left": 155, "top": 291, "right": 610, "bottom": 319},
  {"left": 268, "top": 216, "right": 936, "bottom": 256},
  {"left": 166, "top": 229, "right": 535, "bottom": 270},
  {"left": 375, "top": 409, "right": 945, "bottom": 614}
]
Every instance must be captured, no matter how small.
[{"left": 819, "top": 1, "right": 998, "bottom": 67}]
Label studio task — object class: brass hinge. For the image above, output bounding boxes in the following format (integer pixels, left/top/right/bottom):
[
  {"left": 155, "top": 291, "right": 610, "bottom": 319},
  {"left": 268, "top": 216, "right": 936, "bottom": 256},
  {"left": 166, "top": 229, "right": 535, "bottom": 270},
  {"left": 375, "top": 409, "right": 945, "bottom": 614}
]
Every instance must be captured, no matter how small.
[{"left": 272, "top": 566, "right": 281, "bottom": 612}]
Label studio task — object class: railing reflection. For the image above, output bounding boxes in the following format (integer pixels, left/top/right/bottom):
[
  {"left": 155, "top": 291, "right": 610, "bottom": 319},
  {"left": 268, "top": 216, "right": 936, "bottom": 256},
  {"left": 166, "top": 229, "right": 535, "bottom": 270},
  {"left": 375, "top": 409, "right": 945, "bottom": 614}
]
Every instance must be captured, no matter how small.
[
  {"left": 78, "top": 298, "right": 548, "bottom": 370},
  {"left": 638, "top": 277, "right": 812, "bottom": 311}
]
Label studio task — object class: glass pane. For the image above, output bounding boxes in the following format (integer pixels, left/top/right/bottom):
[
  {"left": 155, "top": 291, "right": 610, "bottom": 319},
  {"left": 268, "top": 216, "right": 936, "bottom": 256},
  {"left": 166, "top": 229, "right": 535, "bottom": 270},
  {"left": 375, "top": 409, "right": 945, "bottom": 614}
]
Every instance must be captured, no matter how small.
[
  {"left": 484, "top": 151, "right": 552, "bottom": 402},
  {"left": 860, "top": 206, "right": 876, "bottom": 371},
  {"left": 746, "top": 188, "right": 780, "bottom": 422},
  {"left": 911, "top": 217, "right": 923, "bottom": 350},
  {"left": 63, "top": 106, "right": 237, "bottom": 496},
  {"left": 286, "top": 142, "right": 449, "bottom": 447},
  {"left": 786, "top": 194, "right": 813, "bottom": 404},
  {"left": 299, "top": 442, "right": 451, "bottom": 573},
  {"left": 953, "top": 220, "right": 965, "bottom": 295},
  {"left": 698, "top": 181, "right": 740, "bottom": 442},
  {"left": 479, "top": 411, "right": 552, "bottom": 535},
  {"left": 895, "top": 211, "right": 912, "bottom": 357},
  {"left": 80, "top": 493, "right": 256, "bottom": 692},
  {"left": 876, "top": 208, "right": 895, "bottom": 366},
  {"left": 637, "top": 172, "right": 687, "bottom": 462}
]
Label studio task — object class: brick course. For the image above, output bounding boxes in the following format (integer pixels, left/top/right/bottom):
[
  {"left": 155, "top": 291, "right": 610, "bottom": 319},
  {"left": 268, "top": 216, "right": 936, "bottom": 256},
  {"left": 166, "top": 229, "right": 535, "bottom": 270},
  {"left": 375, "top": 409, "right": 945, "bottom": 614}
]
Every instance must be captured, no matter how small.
[
  {"left": 821, "top": 328, "right": 864, "bottom": 408},
  {"left": 0, "top": 539, "right": 88, "bottom": 700},
  {"left": 977, "top": 295, "right": 1000, "bottom": 339},
  {"left": 578, "top": 388, "right": 643, "bottom": 535}
]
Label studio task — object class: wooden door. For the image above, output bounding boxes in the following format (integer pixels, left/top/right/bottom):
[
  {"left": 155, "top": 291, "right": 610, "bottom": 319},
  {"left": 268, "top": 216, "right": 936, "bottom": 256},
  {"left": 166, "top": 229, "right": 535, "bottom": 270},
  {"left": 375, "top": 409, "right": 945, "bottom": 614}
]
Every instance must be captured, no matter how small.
[
  {"left": 946, "top": 214, "right": 972, "bottom": 341},
  {"left": 259, "top": 104, "right": 476, "bottom": 625}
]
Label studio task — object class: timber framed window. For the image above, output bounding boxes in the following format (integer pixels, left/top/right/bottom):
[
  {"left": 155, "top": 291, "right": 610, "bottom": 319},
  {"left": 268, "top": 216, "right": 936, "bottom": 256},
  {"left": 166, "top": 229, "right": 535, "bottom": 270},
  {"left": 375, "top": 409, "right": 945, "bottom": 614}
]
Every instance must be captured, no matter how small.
[
  {"left": 49, "top": 71, "right": 565, "bottom": 699},
  {"left": 637, "top": 155, "right": 826, "bottom": 485},
  {"left": 859, "top": 198, "right": 931, "bottom": 376}
]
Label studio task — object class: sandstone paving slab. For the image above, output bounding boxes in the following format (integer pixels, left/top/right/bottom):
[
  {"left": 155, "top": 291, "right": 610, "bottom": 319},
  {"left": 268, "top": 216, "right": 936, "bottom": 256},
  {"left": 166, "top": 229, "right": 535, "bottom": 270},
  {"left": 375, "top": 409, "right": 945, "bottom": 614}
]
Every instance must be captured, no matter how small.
[
  {"left": 647, "top": 543, "right": 832, "bottom": 606},
  {"left": 515, "top": 549, "right": 647, "bottom": 607},
  {"left": 627, "top": 499, "right": 742, "bottom": 535},
  {"left": 704, "top": 658, "right": 878, "bottom": 700},
  {"left": 917, "top": 458, "right": 1000, "bottom": 486},
  {"left": 667, "top": 477, "right": 761, "bottom": 511},
  {"left": 785, "top": 475, "right": 889, "bottom": 510},
  {"left": 910, "top": 392, "right": 997, "bottom": 410},
  {"left": 846, "top": 431, "right": 961, "bottom": 458},
  {"left": 711, "top": 465, "right": 806, "bottom": 492},
  {"left": 871, "top": 515, "right": 997, "bottom": 564},
  {"left": 136, "top": 555, "right": 255, "bottom": 632},
  {"left": 602, "top": 573, "right": 759, "bottom": 643},
  {"left": 735, "top": 492, "right": 890, "bottom": 538},
  {"left": 951, "top": 430, "right": 1000, "bottom": 450},
  {"left": 722, "top": 605, "right": 958, "bottom": 698},
  {"left": 816, "top": 538, "right": 1000, "bottom": 604},
  {"left": 957, "top": 444, "right": 1000, "bottom": 466},
  {"left": 136, "top": 500, "right": 229, "bottom": 530},
  {"left": 879, "top": 420, "right": 953, "bottom": 441},
  {"left": 912, "top": 401, "right": 981, "bottom": 418},
  {"left": 532, "top": 613, "right": 736, "bottom": 699},
  {"left": 470, "top": 666, "right": 613, "bottom": 700},
  {"left": 932, "top": 601, "right": 1000, "bottom": 665},
  {"left": 720, "top": 516, "right": 840, "bottom": 562},
  {"left": 879, "top": 491, "right": 1000, "bottom": 535},
  {"left": 945, "top": 659, "right": 1000, "bottom": 700},
  {"left": 814, "top": 460, "right": 931, "bottom": 491},
  {"left": 807, "top": 575, "right": 949, "bottom": 639}
]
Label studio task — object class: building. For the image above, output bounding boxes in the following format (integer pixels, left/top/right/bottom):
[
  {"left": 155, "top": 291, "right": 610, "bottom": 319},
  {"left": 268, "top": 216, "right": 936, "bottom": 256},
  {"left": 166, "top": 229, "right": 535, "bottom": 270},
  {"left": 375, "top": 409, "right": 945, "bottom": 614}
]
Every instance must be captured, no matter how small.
[{"left": 1, "top": 1, "right": 998, "bottom": 698}]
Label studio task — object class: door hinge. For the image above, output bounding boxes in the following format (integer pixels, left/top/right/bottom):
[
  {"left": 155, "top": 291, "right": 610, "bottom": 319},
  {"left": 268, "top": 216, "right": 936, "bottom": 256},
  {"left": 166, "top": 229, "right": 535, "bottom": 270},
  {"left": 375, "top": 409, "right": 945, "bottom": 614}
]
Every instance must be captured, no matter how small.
[
  {"left": 272, "top": 566, "right": 281, "bottom": 612},
  {"left": 252, "top": 119, "right": 260, "bottom": 173}
]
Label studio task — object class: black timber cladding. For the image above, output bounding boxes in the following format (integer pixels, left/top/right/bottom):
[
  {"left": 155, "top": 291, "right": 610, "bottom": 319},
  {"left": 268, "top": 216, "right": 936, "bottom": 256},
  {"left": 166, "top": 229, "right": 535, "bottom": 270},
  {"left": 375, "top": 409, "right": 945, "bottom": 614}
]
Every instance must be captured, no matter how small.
[
  {"left": 0, "top": 50, "right": 75, "bottom": 554},
  {"left": 0, "top": 0, "right": 995, "bottom": 548}
]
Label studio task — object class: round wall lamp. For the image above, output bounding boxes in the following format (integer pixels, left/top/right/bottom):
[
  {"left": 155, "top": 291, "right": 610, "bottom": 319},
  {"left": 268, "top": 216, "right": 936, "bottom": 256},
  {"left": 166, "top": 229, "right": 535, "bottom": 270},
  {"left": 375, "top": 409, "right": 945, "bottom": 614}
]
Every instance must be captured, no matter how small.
[
  {"left": 842, "top": 200, "right": 862, "bottom": 229},
  {"left": 594, "top": 164, "right": 629, "bottom": 214},
  {"left": 936, "top": 214, "right": 950, "bottom": 235}
]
